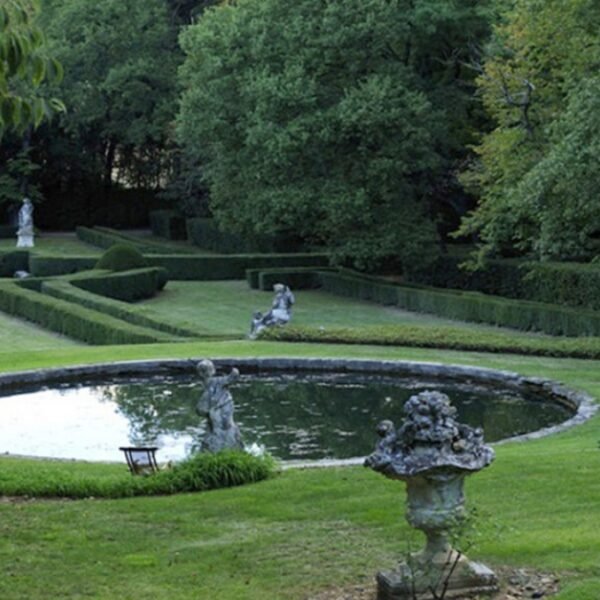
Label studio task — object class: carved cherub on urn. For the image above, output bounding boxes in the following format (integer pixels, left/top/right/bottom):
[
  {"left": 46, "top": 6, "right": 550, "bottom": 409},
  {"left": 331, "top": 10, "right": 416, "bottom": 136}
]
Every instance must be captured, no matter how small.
[{"left": 365, "top": 390, "right": 497, "bottom": 600}]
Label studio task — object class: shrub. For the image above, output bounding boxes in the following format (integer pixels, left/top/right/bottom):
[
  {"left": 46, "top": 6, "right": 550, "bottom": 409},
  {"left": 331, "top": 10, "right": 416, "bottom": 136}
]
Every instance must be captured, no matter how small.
[
  {"left": 95, "top": 243, "right": 148, "bottom": 272},
  {"left": 0, "top": 450, "right": 276, "bottom": 499},
  {"left": 0, "top": 282, "right": 178, "bottom": 344},
  {"left": 72, "top": 267, "right": 169, "bottom": 302}
]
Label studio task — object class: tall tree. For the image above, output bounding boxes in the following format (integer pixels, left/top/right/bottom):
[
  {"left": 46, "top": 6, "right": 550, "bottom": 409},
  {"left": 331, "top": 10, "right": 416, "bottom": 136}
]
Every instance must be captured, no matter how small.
[
  {"left": 458, "top": 0, "right": 600, "bottom": 261},
  {"left": 177, "top": 0, "right": 490, "bottom": 271},
  {"left": 38, "top": 0, "right": 179, "bottom": 195}
]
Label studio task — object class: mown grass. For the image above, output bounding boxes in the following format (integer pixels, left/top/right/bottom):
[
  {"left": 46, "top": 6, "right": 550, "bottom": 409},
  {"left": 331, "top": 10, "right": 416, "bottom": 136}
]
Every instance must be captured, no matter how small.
[
  {"left": 0, "top": 341, "right": 599, "bottom": 598},
  {"left": 0, "top": 233, "right": 101, "bottom": 255},
  {"left": 0, "top": 238, "right": 599, "bottom": 598},
  {"left": 139, "top": 280, "right": 543, "bottom": 337}
]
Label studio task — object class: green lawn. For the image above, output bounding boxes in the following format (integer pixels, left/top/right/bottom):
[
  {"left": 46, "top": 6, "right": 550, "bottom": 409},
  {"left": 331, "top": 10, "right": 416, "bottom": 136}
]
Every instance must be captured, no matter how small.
[
  {"left": 0, "top": 233, "right": 100, "bottom": 255},
  {"left": 139, "top": 280, "right": 553, "bottom": 339},
  {"left": 0, "top": 341, "right": 599, "bottom": 599},
  {"left": 0, "top": 240, "right": 599, "bottom": 598}
]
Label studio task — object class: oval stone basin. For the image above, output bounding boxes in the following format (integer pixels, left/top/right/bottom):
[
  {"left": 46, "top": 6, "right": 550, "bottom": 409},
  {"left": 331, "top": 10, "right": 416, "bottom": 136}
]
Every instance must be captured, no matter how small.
[{"left": 0, "top": 370, "right": 574, "bottom": 462}]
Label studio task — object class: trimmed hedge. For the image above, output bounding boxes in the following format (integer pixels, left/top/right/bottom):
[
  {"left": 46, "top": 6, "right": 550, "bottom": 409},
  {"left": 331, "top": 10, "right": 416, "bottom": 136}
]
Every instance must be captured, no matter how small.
[
  {"left": 149, "top": 252, "right": 330, "bottom": 280},
  {"left": 319, "top": 271, "right": 600, "bottom": 337},
  {"left": 521, "top": 262, "right": 600, "bottom": 311},
  {"left": 246, "top": 266, "right": 334, "bottom": 290},
  {"left": 28, "top": 252, "right": 329, "bottom": 280},
  {"left": 0, "top": 283, "right": 180, "bottom": 344},
  {"left": 95, "top": 244, "right": 148, "bottom": 271},
  {"left": 42, "top": 280, "right": 206, "bottom": 338},
  {"left": 149, "top": 210, "right": 187, "bottom": 240},
  {"left": 28, "top": 255, "right": 97, "bottom": 276},
  {"left": 76, "top": 226, "right": 193, "bottom": 255},
  {"left": 186, "top": 218, "right": 302, "bottom": 253},
  {"left": 71, "top": 267, "right": 169, "bottom": 302},
  {"left": 410, "top": 253, "right": 600, "bottom": 311},
  {"left": 0, "top": 250, "right": 29, "bottom": 276},
  {"left": 261, "top": 324, "right": 600, "bottom": 360}
]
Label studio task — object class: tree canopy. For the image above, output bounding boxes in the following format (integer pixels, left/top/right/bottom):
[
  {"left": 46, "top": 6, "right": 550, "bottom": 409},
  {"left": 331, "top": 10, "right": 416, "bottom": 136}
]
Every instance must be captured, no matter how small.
[
  {"left": 0, "top": 0, "right": 63, "bottom": 135},
  {"left": 177, "top": 0, "right": 490, "bottom": 271},
  {"left": 39, "top": 0, "right": 179, "bottom": 191},
  {"left": 459, "top": 0, "right": 600, "bottom": 261}
]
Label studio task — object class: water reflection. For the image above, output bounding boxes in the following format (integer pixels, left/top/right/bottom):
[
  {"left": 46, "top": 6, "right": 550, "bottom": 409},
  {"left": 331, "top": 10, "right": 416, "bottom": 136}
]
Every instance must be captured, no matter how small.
[{"left": 0, "top": 373, "right": 572, "bottom": 462}]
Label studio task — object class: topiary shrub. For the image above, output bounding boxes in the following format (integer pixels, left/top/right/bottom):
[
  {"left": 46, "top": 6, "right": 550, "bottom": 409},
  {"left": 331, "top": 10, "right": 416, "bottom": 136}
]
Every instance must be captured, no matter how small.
[{"left": 95, "top": 244, "right": 148, "bottom": 272}]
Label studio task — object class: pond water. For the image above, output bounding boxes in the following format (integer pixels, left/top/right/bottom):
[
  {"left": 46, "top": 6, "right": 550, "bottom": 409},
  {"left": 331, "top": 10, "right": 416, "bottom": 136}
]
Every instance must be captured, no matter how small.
[{"left": 0, "top": 372, "right": 572, "bottom": 462}]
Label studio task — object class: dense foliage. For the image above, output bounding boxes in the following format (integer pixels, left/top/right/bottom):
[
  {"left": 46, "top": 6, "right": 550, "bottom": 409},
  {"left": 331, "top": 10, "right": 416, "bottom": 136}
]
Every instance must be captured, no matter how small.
[
  {"left": 459, "top": 0, "right": 600, "bottom": 261},
  {"left": 0, "top": 0, "right": 63, "bottom": 135},
  {"left": 177, "top": 0, "right": 490, "bottom": 271}
]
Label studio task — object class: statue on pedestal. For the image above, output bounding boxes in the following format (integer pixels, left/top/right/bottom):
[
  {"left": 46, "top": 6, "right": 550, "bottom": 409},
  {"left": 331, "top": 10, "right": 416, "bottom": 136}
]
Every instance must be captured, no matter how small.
[
  {"left": 16, "top": 197, "right": 35, "bottom": 248},
  {"left": 195, "top": 359, "right": 244, "bottom": 453}
]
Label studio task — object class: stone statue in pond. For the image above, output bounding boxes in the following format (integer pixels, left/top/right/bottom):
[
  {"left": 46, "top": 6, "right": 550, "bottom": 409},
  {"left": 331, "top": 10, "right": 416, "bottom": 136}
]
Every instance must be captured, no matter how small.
[
  {"left": 249, "top": 283, "right": 295, "bottom": 339},
  {"left": 195, "top": 359, "right": 244, "bottom": 453},
  {"left": 16, "top": 197, "right": 35, "bottom": 248}
]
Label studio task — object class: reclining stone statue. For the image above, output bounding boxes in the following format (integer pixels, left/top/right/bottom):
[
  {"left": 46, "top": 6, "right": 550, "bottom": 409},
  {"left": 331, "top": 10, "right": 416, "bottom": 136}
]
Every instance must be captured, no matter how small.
[{"left": 249, "top": 283, "right": 295, "bottom": 339}]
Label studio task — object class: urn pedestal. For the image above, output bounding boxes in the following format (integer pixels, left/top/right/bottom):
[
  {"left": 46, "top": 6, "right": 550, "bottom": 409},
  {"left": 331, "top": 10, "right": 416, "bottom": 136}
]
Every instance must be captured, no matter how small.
[
  {"left": 376, "top": 472, "right": 497, "bottom": 599},
  {"left": 365, "top": 391, "right": 498, "bottom": 600}
]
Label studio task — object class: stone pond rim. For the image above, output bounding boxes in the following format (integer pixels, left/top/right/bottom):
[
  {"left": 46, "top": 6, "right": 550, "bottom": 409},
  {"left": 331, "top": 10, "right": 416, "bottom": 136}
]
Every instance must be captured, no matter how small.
[{"left": 0, "top": 357, "right": 596, "bottom": 465}]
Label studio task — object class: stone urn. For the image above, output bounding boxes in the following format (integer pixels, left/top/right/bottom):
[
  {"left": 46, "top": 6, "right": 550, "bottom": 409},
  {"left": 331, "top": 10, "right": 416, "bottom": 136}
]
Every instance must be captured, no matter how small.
[{"left": 365, "top": 391, "right": 498, "bottom": 600}]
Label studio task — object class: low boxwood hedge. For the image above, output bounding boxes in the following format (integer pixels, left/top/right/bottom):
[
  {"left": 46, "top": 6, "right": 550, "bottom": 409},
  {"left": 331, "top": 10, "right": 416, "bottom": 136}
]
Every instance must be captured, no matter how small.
[
  {"left": 410, "top": 252, "right": 600, "bottom": 311},
  {"left": 318, "top": 271, "right": 600, "bottom": 337},
  {"left": 261, "top": 324, "right": 600, "bottom": 359},
  {"left": 0, "top": 282, "right": 179, "bottom": 344},
  {"left": 246, "top": 267, "right": 334, "bottom": 290},
  {"left": 0, "top": 450, "right": 275, "bottom": 499},
  {"left": 186, "top": 218, "right": 296, "bottom": 253},
  {"left": 29, "top": 255, "right": 98, "bottom": 277},
  {"left": 149, "top": 252, "right": 330, "bottom": 280},
  {"left": 76, "top": 226, "right": 192, "bottom": 255},
  {"left": 71, "top": 267, "right": 169, "bottom": 302},
  {"left": 42, "top": 280, "right": 205, "bottom": 338}
]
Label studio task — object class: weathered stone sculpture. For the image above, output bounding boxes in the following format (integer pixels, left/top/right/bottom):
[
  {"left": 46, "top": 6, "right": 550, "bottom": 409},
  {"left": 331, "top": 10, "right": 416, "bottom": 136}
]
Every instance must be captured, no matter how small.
[
  {"left": 365, "top": 390, "right": 497, "bottom": 599},
  {"left": 249, "top": 283, "right": 295, "bottom": 338},
  {"left": 195, "top": 359, "right": 244, "bottom": 453},
  {"left": 16, "top": 197, "right": 35, "bottom": 248}
]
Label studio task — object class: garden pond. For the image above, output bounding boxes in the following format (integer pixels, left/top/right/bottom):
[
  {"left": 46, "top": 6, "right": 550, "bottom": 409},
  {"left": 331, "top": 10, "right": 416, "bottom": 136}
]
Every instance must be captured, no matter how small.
[{"left": 0, "top": 371, "right": 573, "bottom": 462}]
